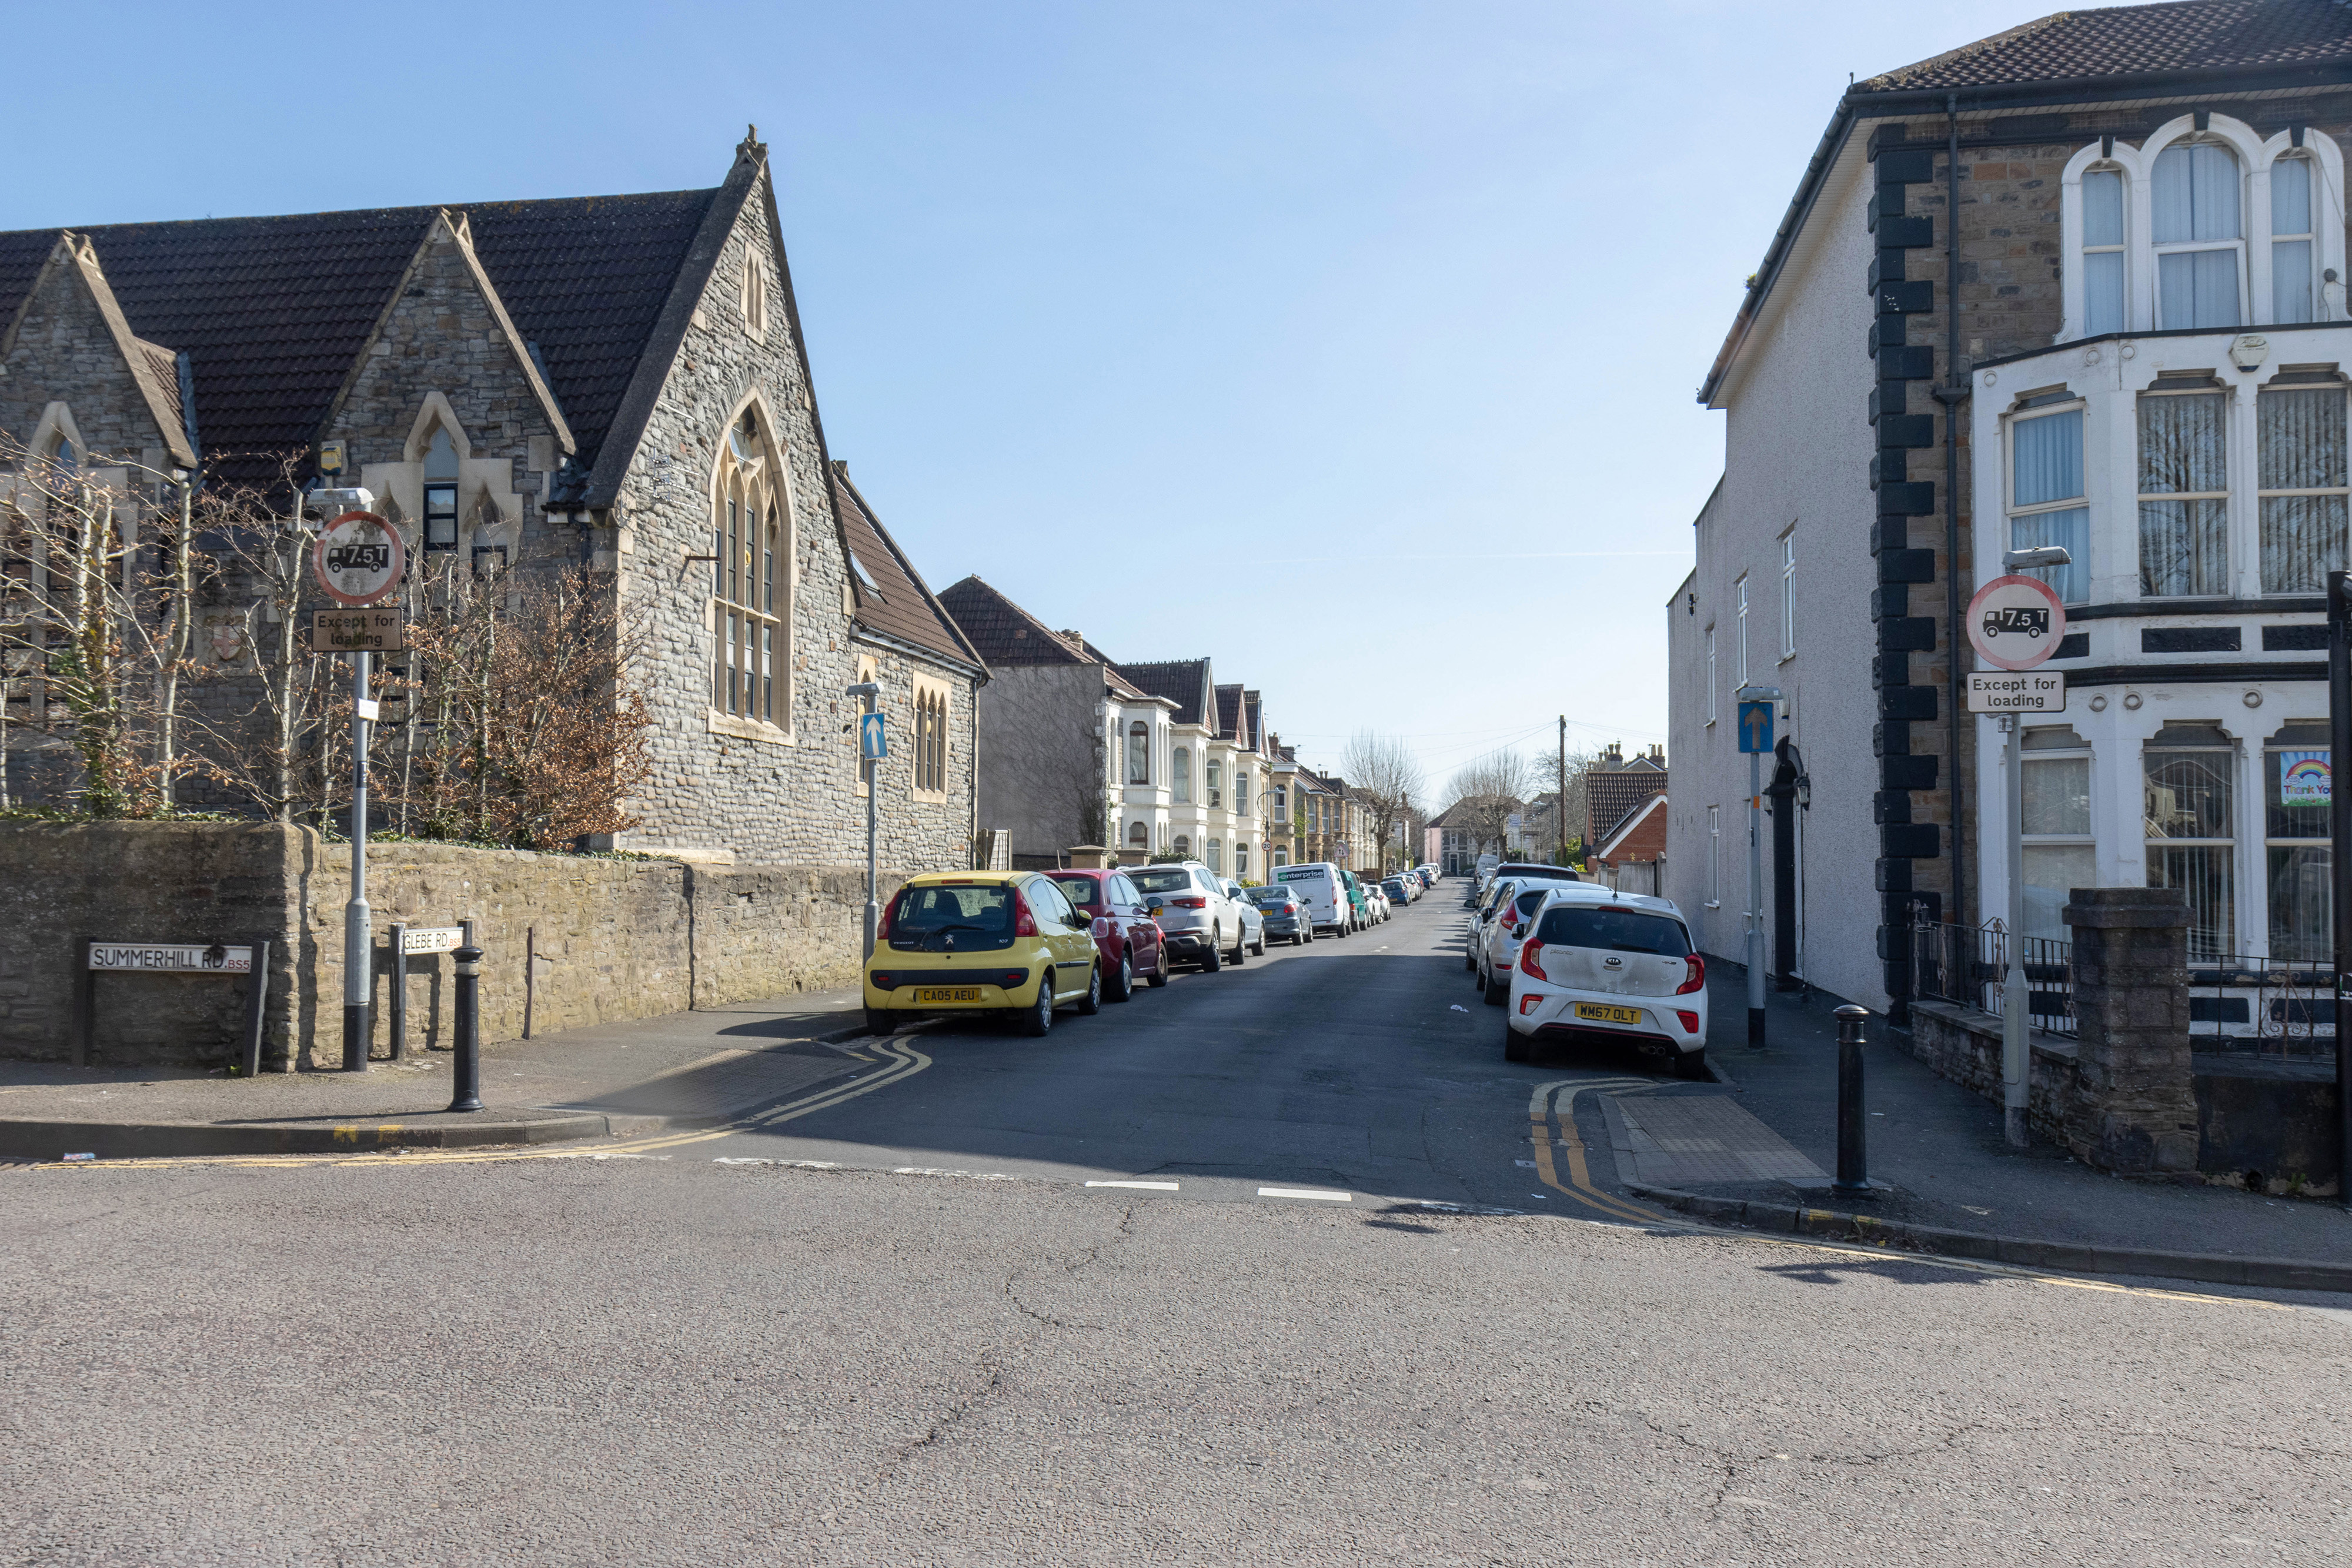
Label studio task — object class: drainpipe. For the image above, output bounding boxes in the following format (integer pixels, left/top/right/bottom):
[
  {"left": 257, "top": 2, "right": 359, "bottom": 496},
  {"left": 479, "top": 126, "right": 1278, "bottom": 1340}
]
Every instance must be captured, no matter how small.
[{"left": 1936, "top": 91, "right": 1970, "bottom": 930}]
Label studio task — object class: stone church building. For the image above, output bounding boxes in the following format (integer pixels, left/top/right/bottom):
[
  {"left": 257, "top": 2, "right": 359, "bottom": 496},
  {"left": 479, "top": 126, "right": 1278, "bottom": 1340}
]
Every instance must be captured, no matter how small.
[{"left": 0, "top": 131, "right": 984, "bottom": 866}]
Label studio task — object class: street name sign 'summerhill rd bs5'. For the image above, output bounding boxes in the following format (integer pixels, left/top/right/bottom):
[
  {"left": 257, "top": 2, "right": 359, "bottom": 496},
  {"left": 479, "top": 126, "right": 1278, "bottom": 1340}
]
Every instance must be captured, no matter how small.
[
  {"left": 313, "top": 511, "right": 405, "bottom": 608},
  {"left": 88, "top": 942, "right": 252, "bottom": 973}
]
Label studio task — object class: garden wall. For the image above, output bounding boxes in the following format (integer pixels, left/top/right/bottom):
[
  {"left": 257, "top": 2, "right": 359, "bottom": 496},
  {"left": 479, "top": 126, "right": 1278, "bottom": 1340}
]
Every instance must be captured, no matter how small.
[{"left": 0, "top": 823, "right": 903, "bottom": 1069}]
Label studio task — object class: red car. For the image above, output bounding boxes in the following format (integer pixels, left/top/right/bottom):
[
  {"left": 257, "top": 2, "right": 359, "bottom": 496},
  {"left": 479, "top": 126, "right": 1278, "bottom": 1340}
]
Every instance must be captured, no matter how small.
[{"left": 1044, "top": 868, "right": 1170, "bottom": 1000}]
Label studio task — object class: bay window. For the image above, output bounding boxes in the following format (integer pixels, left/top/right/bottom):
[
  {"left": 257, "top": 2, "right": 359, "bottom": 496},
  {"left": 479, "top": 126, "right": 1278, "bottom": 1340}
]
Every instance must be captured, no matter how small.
[
  {"left": 2020, "top": 727, "right": 2093, "bottom": 941},
  {"left": 2137, "top": 386, "right": 2228, "bottom": 597},
  {"left": 2008, "top": 404, "right": 2090, "bottom": 603},
  {"left": 2082, "top": 166, "right": 2127, "bottom": 335},
  {"left": 2272, "top": 153, "right": 2318, "bottom": 324},
  {"left": 2257, "top": 380, "right": 2349, "bottom": 593},
  {"left": 2144, "top": 723, "right": 2237, "bottom": 961},
  {"left": 2153, "top": 141, "right": 2244, "bottom": 330},
  {"left": 2264, "top": 721, "right": 2331, "bottom": 962}
]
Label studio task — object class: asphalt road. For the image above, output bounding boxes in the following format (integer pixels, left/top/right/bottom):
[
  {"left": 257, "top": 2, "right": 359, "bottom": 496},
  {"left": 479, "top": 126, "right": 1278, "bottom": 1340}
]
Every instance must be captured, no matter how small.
[{"left": 8, "top": 887, "right": 2350, "bottom": 1564}]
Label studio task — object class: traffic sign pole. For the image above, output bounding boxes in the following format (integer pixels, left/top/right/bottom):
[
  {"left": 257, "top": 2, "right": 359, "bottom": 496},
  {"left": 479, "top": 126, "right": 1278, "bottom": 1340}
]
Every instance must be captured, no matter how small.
[
  {"left": 1966, "top": 571, "right": 2068, "bottom": 1148},
  {"left": 1735, "top": 690, "right": 1778, "bottom": 1051},
  {"left": 313, "top": 509, "right": 400, "bottom": 1074},
  {"left": 1749, "top": 741, "right": 1765, "bottom": 1049}
]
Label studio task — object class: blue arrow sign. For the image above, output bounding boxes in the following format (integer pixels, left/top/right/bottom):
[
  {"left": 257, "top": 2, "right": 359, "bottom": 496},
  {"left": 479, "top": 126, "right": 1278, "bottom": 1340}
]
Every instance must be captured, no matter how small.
[
  {"left": 1737, "top": 700, "right": 1774, "bottom": 755},
  {"left": 860, "top": 711, "right": 887, "bottom": 760}
]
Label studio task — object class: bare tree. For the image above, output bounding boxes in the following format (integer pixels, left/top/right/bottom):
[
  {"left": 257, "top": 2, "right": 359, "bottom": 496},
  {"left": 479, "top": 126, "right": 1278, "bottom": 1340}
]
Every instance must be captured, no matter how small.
[
  {"left": 1342, "top": 730, "right": 1425, "bottom": 873},
  {"left": 1442, "top": 749, "right": 1539, "bottom": 863},
  {"left": 0, "top": 432, "right": 201, "bottom": 817}
]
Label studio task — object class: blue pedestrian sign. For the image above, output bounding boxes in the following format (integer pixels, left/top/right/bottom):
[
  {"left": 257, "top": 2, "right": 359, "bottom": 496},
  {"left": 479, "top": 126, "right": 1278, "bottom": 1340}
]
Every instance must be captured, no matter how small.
[
  {"left": 859, "top": 712, "right": 887, "bottom": 760},
  {"left": 1737, "top": 700, "right": 1774, "bottom": 754}
]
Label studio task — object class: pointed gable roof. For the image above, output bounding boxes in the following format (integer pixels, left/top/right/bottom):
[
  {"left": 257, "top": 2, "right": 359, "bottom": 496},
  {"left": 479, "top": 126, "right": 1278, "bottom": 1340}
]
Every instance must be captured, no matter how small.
[
  {"left": 0, "top": 234, "right": 196, "bottom": 466},
  {"left": 1115, "top": 659, "right": 1215, "bottom": 729},
  {"left": 1215, "top": 683, "right": 1248, "bottom": 747},
  {"left": 830, "top": 464, "right": 983, "bottom": 671},
  {"left": 0, "top": 185, "right": 716, "bottom": 484}
]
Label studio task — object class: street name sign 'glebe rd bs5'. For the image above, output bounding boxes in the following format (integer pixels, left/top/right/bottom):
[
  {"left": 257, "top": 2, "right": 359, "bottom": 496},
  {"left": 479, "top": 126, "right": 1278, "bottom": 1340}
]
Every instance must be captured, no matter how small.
[{"left": 402, "top": 926, "right": 465, "bottom": 955}]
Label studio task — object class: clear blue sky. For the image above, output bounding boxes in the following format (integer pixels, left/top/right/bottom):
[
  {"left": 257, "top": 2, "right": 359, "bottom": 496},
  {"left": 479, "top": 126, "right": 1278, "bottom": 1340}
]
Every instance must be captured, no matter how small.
[{"left": 4, "top": 0, "right": 2056, "bottom": 795}]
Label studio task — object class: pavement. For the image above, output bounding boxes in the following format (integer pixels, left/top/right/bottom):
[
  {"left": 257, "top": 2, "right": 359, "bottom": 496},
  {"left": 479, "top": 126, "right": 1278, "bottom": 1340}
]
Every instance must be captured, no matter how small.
[
  {"left": 1605, "top": 962, "right": 2352, "bottom": 1285},
  {"left": 0, "top": 987, "right": 885, "bottom": 1158}
]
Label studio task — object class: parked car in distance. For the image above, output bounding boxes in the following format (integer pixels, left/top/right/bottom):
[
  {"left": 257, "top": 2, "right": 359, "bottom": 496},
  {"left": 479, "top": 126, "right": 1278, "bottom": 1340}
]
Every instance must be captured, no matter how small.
[
  {"left": 864, "top": 871, "right": 1100, "bottom": 1037},
  {"left": 1382, "top": 875, "right": 1412, "bottom": 907},
  {"left": 1469, "top": 872, "right": 1579, "bottom": 977},
  {"left": 1478, "top": 880, "right": 1583, "bottom": 1002},
  {"left": 1341, "top": 868, "right": 1376, "bottom": 927},
  {"left": 1271, "top": 861, "right": 1354, "bottom": 937},
  {"left": 1245, "top": 883, "right": 1315, "bottom": 945},
  {"left": 1363, "top": 881, "right": 1391, "bottom": 923},
  {"left": 1222, "top": 881, "right": 1269, "bottom": 956},
  {"left": 1505, "top": 886, "right": 1708, "bottom": 1077},
  {"left": 1489, "top": 861, "right": 1581, "bottom": 885},
  {"left": 1045, "top": 867, "right": 1170, "bottom": 999},
  {"left": 1129, "top": 861, "right": 1248, "bottom": 971}
]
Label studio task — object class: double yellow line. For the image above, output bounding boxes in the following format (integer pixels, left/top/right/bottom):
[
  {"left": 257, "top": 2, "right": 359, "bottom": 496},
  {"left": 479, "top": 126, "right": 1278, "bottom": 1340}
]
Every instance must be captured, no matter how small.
[
  {"left": 1526, "top": 1076, "right": 1666, "bottom": 1224},
  {"left": 44, "top": 1036, "right": 937, "bottom": 1173}
]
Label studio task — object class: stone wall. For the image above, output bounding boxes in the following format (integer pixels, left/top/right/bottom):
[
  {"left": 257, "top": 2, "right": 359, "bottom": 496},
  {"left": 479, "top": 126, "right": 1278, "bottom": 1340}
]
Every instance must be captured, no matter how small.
[
  {"left": 0, "top": 822, "right": 903, "bottom": 1070},
  {"left": 1900, "top": 999, "right": 2079, "bottom": 1145}
]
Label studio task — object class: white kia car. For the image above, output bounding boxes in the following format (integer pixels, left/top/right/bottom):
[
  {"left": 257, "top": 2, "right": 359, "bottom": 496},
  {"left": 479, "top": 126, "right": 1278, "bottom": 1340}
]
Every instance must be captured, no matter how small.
[{"left": 1504, "top": 885, "right": 1708, "bottom": 1078}]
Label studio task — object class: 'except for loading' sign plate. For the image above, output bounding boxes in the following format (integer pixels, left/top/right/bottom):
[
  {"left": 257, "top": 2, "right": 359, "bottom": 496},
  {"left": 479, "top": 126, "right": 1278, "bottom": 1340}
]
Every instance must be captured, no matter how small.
[
  {"left": 1967, "top": 670, "right": 2066, "bottom": 713},
  {"left": 1966, "top": 574, "right": 2067, "bottom": 672}
]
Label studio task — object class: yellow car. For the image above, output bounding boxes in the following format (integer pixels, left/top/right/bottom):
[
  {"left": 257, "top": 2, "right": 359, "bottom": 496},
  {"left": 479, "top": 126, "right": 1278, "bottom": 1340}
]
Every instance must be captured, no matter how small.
[{"left": 863, "top": 870, "right": 1102, "bottom": 1037}]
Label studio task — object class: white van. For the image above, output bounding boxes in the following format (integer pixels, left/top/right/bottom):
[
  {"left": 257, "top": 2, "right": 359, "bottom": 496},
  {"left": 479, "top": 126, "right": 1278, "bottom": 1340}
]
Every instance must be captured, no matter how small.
[{"left": 1272, "top": 861, "right": 1353, "bottom": 937}]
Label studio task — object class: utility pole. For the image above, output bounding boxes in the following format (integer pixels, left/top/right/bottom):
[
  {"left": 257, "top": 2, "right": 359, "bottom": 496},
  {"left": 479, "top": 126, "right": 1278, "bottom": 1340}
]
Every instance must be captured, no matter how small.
[{"left": 1558, "top": 716, "right": 1568, "bottom": 865}]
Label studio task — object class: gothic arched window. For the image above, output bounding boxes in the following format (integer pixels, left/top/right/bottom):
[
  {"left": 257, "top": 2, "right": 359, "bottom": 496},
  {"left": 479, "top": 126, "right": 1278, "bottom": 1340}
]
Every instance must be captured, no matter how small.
[{"left": 712, "top": 409, "right": 787, "bottom": 724}]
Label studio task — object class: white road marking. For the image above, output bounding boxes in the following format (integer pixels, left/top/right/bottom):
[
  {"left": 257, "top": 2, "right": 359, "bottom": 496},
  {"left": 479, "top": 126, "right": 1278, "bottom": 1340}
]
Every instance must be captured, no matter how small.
[
  {"left": 1085, "top": 1179, "right": 1180, "bottom": 1190},
  {"left": 1258, "top": 1186, "right": 1351, "bottom": 1202}
]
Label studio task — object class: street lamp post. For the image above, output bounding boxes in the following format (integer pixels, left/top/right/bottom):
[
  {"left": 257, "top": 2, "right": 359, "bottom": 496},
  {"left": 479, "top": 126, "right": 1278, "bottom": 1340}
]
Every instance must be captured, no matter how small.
[{"left": 845, "top": 681, "right": 881, "bottom": 959}]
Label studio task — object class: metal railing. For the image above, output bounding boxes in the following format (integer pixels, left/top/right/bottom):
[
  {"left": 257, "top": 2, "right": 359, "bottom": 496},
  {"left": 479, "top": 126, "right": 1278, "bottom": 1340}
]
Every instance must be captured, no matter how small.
[
  {"left": 2187, "top": 958, "right": 2338, "bottom": 1061},
  {"left": 1912, "top": 918, "right": 2077, "bottom": 1039}
]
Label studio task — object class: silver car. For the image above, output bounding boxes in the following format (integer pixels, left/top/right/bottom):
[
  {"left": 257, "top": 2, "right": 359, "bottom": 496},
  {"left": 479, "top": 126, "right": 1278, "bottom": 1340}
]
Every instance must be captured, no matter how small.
[
  {"left": 1473, "top": 874, "right": 1582, "bottom": 1003},
  {"left": 1130, "top": 861, "right": 1250, "bottom": 971},
  {"left": 1221, "top": 881, "right": 1269, "bottom": 957}
]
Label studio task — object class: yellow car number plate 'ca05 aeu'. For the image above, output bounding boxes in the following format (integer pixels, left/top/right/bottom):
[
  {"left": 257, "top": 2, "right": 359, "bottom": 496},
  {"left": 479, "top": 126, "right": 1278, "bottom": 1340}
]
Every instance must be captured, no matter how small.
[
  {"left": 1574, "top": 1002, "right": 1644, "bottom": 1025},
  {"left": 914, "top": 987, "right": 983, "bottom": 1004}
]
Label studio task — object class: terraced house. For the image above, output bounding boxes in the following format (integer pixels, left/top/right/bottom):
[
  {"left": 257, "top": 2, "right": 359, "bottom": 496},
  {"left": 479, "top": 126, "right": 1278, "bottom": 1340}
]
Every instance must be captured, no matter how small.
[
  {"left": 0, "top": 131, "right": 981, "bottom": 865},
  {"left": 1670, "top": 0, "right": 2352, "bottom": 1014}
]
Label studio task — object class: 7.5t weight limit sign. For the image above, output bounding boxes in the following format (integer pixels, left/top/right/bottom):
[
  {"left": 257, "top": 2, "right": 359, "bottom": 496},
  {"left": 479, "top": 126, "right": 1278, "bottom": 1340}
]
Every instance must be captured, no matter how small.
[{"left": 313, "top": 511, "right": 405, "bottom": 607}]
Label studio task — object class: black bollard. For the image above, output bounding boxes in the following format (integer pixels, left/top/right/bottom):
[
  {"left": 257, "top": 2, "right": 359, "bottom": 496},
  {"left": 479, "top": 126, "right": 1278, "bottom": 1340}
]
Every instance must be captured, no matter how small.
[
  {"left": 1832, "top": 1004, "right": 1871, "bottom": 1196},
  {"left": 447, "top": 943, "right": 485, "bottom": 1114}
]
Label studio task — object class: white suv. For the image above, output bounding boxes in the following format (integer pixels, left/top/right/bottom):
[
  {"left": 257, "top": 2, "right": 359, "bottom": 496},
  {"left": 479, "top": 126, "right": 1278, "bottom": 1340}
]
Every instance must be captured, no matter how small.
[
  {"left": 1504, "top": 886, "right": 1708, "bottom": 1077},
  {"left": 1129, "top": 861, "right": 1249, "bottom": 971}
]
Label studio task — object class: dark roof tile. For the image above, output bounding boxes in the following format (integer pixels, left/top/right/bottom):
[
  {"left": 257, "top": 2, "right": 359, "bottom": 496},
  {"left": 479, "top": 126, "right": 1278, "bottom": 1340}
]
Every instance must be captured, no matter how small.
[
  {"left": 0, "top": 188, "right": 715, "bottom": 484},
  {"left": 833, "top": 466, "right": 982, "bottom": 670},
  {"left": 1864, "top": 0, "right": 2352, "bottom": 91}
]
